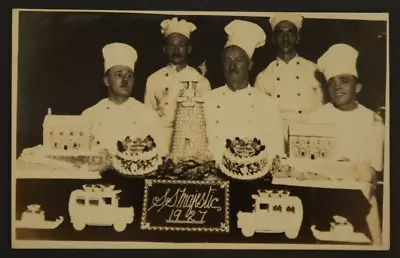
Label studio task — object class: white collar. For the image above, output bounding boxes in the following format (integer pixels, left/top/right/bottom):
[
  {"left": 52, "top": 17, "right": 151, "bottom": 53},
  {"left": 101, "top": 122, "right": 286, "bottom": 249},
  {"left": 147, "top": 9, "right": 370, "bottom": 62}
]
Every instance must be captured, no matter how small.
[
  {"left": 276, "top": 54, "right": 301, "bottom": 66},
  {"left": 104, "top": 97, "right": 135, "bottom": 109},
  {"left": 223, "top": 84, "right": 253, "bottom": 95}
]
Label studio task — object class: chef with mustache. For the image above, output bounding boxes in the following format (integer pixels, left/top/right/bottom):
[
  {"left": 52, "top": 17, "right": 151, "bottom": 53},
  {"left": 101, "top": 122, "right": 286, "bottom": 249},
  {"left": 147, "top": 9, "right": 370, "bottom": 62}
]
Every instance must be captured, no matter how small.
[
  {"left": 204, "top": 20, "right": 285, "bottom": 166},
  {"left": 307, "top": 43, "right": 385, "bottom": 246},
  {"left": 144, "top": 17, "right": 212, "bottom": 152},
  {"left": 81, "top": 42, "right": 168, "bottom": 157},
  {"left": 254, "top": 13, "right": 324, "bottom": 145}
]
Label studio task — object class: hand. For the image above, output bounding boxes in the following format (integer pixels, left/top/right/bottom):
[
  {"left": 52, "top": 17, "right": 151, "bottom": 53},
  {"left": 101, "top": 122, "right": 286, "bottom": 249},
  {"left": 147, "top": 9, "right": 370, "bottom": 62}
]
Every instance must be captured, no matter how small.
[
  {"left": 354, "top": 162, "right": 376, "bottom": 184},
  {"left": 354, "top": 162, "right": 377, "bottom": 202}
]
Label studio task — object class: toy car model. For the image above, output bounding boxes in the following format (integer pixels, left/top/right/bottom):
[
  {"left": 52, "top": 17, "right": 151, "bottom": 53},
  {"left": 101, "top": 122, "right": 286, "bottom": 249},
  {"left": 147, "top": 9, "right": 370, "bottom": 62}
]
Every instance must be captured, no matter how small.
[
  {"left": 237, "top": 189, "right": 303, "bottom": 239},
  {"left": 68, "top": 184, "right": 134, "bottom": 232}
]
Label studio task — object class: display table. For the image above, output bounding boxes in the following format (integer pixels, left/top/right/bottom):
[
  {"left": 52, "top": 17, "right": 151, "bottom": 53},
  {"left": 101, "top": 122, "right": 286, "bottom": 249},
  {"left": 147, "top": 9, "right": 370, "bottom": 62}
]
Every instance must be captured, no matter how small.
[{"left": 14, "top": 168, "right": 380, "bottom": 245}]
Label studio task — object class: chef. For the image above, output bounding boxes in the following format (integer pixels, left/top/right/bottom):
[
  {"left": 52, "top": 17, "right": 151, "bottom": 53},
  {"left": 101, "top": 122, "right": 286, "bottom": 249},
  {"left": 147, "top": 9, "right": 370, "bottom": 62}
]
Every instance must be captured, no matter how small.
[
  {"left": 204, "top": 20, "right": 285, "bottom": 165},
  {"left": 254, "top": 13, "right": 324, "bottom": 142},
  {"left": 309, "top": 43, "right": 385, "bottom": 245},
  {"left": 82, "top": 42, "right": 168, "bottom": 157},
  {"left": 144, "top": 17, "right": 212, "bottom": 152}
]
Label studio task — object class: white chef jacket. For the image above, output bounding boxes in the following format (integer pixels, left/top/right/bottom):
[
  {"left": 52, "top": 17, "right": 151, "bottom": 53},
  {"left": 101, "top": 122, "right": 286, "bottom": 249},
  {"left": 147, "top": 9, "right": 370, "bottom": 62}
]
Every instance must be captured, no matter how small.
[
  {"left": 203, "top": 85, "right": 285, "bottom": 165},
  {"left": 144, "top": 64, "right": 212, "bottom": 150},
  {"left": 254, "top": 55, "right": 324, "bottom": 122},
  {"left": 81, "top": 97, "right": 168, "bottom": 157},
  {"left": 305, "top": 103, "right": 385, "bottom": 172}
]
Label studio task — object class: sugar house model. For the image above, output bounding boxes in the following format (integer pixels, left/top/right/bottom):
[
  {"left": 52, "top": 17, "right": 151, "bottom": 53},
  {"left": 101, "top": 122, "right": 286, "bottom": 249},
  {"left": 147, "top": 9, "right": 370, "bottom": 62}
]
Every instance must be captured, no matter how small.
[
  {"left": 42, "top": 108, "right": 100, "bottom": 153},
  {"left": 288, "top": 122, "right": 335, "bottom": 160}
]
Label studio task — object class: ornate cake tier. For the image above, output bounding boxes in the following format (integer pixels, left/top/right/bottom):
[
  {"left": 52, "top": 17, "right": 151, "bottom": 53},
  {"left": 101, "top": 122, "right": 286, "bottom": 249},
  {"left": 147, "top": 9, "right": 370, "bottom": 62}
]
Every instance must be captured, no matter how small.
[
  {"left": 220, "top": 137, "right": 269, "bottom": 180},
  {"left": 113, "top": 135, "right": 162, "bottom": 177}
]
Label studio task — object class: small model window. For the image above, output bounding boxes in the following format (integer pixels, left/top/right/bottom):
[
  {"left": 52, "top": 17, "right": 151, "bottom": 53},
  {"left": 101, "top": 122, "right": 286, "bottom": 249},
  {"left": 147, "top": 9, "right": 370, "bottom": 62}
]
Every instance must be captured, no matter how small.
[
  {"left": 103, "top": 197, "right": 112, "bottom": 205},
  {"left": 60, "top": 132, "right": 63, "bottom": 136},
  {"left": 73, "top": 143, "right": 77, "bottom": 148},
  {"left": 88, "top": 199, "right": 99, "bottom": 206},
  {"left": 50, "top": 132, "right": 53, "bottom": 136},
  {"left": 273, "top": 205, "right": 282, "bottom": 212},
  {"left": 259, "top": 203, "right": 269, "bottom": 210},
  {"left": 76, "top": 198, "right": 85, "bottom": 205},
  {"left": 64, "top": 145, "right": 68, "bottom": 150},
  {"left": 54, "top": 143, "right": 58, "bottom": 148},
  {"left": 97, "top": 141, "right": 100, "bottom": 145},
  {"left": 80, "top": 132, "right": 84, "bottom": 136},
  {"left": 70, "top": 132, "right": 74, "bottom": 136},
  {"left": 311, "top": 154, "right": 315, "bottom": 160},
  {"left": 286, "top": 206, "right": 295, "bottom": 213}
]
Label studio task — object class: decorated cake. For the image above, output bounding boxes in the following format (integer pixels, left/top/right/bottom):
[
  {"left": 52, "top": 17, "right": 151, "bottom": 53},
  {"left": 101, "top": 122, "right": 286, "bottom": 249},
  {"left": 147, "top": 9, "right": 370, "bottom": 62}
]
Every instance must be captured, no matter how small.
[
  {"left": 330, "top": 215, "right": 354, "bottom": 234},
  {"left": 152, "top": 78, "right": 221, "bottom": 180},
  {"left": 113, "top": 135, "right": 162, "bottom": 177},
  {"left": 16, "top": 204, "right": 64, "bottom": 229},
  {"left": 152, "top": 151, "right": 221, "bottom": 180},
  {"left": 220, "top": 137, "right": 269, "bottom": 180},
  {"left": 16, "top": 108, "right": 112, "bottom": 175},
  {"left": 267, "top": 121, "right": 365, "bottom": 183}
]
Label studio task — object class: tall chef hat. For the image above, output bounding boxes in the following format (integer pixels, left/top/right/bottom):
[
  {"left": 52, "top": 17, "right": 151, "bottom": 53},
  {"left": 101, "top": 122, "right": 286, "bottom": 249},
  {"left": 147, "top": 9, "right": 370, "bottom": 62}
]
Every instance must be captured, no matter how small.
[
  {"left": 161, "top": 17, "right": 197, "bottom": 39},
  {"left": 269, "top": 13, "right": 303, "bottom": 31},
  {"left": 102, "top": 42, "right": 138, "bottom": 74},
  {"left": 317, "top": 43, "right": 359, "bottom": 81},
  {"left": 224, "top": 20, "right": 266, "bottom": 58}
]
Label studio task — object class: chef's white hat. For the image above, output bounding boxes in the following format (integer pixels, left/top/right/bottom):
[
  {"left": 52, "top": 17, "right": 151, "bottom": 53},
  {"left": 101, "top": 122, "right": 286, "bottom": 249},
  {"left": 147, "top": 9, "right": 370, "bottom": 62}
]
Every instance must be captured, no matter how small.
[
  {"left": 269, "top": 13, "right": 303, "bottom": 31},
  {"left": 317, "top": 43, "right": 359, "bottom": 81},
  {"left": 224, "top": 20, "right": 266, "bottom": 58},
  {"left": 161, "top": 17, "right": 197, "bottom": 39},
  {"left": 102, "top": 42, "right": 138, "bottom": 74}
]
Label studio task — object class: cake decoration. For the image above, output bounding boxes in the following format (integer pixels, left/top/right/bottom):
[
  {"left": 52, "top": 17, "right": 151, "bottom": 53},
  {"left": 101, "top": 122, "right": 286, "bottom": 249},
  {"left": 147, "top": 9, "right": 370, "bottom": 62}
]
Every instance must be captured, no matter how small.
[
  {"left": 68, "top": 184, "right": 134, "bottom": 232},
  {"left": 310, "top": 215, "right": 371, "bottom": 243},
  {"left": 169, "top": 80, "right": 210, "bottom": 162},
  {"left": 113, "top": 135, "right": 162, "bottom": 177},
  {"left": 16, "top": 108, "right": 113, "bottom": 178},
  {"left": 220, "top": 137, "right": 269, "bottom": 180},
  {"left": 152, "top": 153, "right": 221, "bottom": 180},
  {"left": 237, "top": 189, "right": 303, "bottom": 239},
  {"left": 15, "top": 204, "right": 64, "bottom": 229}
]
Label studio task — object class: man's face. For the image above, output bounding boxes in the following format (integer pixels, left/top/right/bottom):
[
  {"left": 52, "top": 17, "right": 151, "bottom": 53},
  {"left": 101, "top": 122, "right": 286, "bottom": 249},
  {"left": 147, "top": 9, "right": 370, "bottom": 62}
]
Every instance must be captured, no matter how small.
[
  {"left": 104, "top": 65, "right": 134, "bottom": 98},
  {"left": 273, "top": 20, "right": 299, "bottom": 55},
  {"left": 222, "top": 45, "right": 252, "bottom": 90},
  {"left": 163, "top": 33, "right": 191, "bottom": 65},
  {"left": 327, "top": 74, "right": 361, "bottom": 110}
]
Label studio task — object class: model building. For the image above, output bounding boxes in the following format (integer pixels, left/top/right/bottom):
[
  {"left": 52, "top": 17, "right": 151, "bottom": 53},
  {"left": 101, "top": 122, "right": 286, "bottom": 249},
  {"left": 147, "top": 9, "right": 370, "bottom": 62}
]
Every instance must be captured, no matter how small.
[{"left": 288, "top": 122, "right": 335, "bottom": 160}]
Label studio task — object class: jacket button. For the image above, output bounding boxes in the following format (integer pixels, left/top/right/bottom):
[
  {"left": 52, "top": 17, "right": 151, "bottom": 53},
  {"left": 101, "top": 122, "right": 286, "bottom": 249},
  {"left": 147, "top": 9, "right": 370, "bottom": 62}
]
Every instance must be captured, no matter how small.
[
  {"left": 297, "top": 61, "right": 300, "bottom": 65},
  {"left": 296, "top": 76, "right": 299, "bottom": 79},
  {"left": 216, "top": 120, "right": 219, "bottom": 124},
  {"left": 298, "top": 110, "right": 303, "bottom": 114},
  {"left": 165, "top": 73, "right": 169, "bottom": 77},
  {"left": 277, "top": 94, "right": 280, "bottom": 98},
  {"left": 217, "top": 105, "right": 220, "bottom": 109},
  {"left": 277, "top": 77, "right": 280, "bottom": 81},
  {"left": 165, "top": 102, "right": 168, "bottom": 105},
  {"left": 297, "top": 93, "right": 301, "bottom": 96},
  {"left": 165, "top": 87, "right": 169, "bottom": 91}
]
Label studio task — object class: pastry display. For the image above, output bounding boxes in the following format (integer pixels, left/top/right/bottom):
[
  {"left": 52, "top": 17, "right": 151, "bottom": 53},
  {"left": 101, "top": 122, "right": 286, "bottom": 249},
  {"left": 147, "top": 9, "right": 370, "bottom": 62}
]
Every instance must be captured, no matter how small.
[
  {"left": 113, "top": 135, "right": 162, "bottom": 177},
  {"left": 220, "top": 137, "right": 269, "bottom": 180}
]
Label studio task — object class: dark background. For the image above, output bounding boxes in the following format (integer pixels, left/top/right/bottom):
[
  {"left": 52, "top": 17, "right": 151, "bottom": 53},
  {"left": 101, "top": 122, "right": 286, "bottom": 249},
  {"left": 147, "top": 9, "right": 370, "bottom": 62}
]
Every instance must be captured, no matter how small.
[{"left": 16, "top": 11, "right": 387, "bottom": 156}]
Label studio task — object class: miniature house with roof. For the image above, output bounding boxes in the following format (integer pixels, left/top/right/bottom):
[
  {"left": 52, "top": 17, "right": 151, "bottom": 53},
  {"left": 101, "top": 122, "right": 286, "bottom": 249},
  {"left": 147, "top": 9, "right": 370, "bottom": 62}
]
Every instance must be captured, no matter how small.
[
  {"left": 288, "top": 122, "right": 335, "bottom": 160},
  {"left": 42, "top": 108, "right": 99, "bottom": 152}
]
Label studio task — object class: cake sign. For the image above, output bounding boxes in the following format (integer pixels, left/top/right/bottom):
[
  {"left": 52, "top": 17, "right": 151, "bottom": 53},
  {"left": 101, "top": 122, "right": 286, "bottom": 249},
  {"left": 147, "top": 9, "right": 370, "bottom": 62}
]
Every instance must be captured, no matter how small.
[{"left": 141, "top": 179, "right": 230, "bottom": 232}]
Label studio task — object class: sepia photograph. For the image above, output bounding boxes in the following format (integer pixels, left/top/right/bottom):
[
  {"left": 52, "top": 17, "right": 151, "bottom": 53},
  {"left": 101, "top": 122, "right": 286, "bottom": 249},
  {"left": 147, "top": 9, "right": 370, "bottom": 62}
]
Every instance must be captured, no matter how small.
[{"left": 11, "top": 9, "right": 389, "bottom": 250}]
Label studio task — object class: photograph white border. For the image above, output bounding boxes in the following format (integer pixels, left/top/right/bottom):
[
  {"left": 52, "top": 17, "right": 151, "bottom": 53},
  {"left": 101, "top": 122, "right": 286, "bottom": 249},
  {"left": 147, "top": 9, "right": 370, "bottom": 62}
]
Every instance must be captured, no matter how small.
[{"left": 10, "top": 9, "right": 390, "bottom": 250}]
